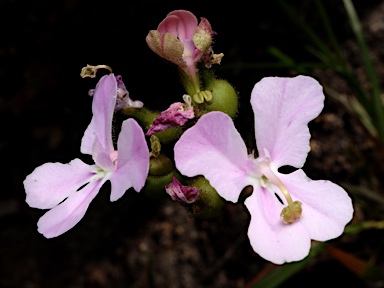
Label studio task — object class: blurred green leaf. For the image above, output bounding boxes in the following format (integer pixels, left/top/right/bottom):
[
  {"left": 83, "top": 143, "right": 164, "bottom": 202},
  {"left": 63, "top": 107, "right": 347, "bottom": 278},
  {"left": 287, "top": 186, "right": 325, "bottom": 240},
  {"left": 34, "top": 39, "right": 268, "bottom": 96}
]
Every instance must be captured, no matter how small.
[{"left": 323, "top": 85, "right": 378, "bottom": 139}]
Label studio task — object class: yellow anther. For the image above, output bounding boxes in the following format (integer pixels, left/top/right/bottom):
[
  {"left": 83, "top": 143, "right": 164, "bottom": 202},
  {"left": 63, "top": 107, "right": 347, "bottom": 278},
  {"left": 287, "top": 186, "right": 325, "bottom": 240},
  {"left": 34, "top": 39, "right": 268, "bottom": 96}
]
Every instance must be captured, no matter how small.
[{"left": 192, "top": 90, "right": 213, "bottom": 104}]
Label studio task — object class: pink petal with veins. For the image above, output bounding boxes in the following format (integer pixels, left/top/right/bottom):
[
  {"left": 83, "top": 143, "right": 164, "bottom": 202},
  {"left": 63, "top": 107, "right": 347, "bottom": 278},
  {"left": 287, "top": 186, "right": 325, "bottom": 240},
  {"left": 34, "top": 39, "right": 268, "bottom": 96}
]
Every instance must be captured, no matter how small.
[
  {"left": 174, "top": 112, "right": 253, "bottom": 202},
  {"left": 251, "top": 75, "right": 324, "bottom": 168},
  {"left": 109, "top": 119, "right": 149, "bottom": 201},
  {"left": 158, "top": 10, "right": 198, "bottom": 43},
  {"left": 81, "top": 74, "right": 117, "bottom": 155},
  {"left": 37, "top": 178, "right": 106, "bottom": 238},
  {"left": 245, "top": 169, "right": 353, "bottom": 264},
  {"left": 24, "top": 159, "right": 95, "bottom": 209}
]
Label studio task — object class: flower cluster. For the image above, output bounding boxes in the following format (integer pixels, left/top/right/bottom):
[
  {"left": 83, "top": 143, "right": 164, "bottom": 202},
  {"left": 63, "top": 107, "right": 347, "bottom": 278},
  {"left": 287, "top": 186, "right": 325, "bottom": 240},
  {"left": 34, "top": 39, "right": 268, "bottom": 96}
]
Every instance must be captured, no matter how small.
[{"left": 24, "top": 9, "right": 353, "bottom": 264}]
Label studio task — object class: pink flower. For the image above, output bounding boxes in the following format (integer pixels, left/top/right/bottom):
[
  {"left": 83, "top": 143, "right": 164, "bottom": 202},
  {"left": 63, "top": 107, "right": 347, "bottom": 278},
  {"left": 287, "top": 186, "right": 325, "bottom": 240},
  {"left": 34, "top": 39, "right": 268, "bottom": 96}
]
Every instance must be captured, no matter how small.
[
  {"left": 165, "top": 176, "right": 200, "bottom": 205},
  {"left": 24, "top": 74, "right": 150, "bottom": 238},
  {"left": 174, "top": 75, "right": 353, "bottom": 264},
  {"left": 146, "top": 10, "right": 215, "bottom": 79},
  {"left": 146, "top": 94, "right": 194, "bottom": 136}
]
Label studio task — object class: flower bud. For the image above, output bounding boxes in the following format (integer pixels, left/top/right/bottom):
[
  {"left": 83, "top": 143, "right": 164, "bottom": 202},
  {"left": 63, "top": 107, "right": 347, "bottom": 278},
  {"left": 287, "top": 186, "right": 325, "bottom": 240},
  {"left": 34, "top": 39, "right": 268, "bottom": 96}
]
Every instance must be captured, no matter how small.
[
  {"left": 148, "top": 154, "right": 173, "bottom": 176},
  {"left": 142, "top": 154, "right": 176, "bottom": 199},
  {"left": 204, "top": 78, "right": 239, "bottom": 119}
]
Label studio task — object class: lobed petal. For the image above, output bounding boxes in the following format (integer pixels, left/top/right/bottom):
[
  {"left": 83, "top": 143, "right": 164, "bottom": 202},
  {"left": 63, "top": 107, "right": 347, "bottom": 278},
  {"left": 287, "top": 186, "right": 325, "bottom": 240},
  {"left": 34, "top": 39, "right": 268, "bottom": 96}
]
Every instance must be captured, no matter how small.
[
  {"left": 37, "top": 178, "right": 106, "bottom": 238},
  {"left": 174, "top": 112, "right": 252, "bottom": 202},
  {"left": 24, "top": 159, "right": 94, "bottom": 209},
  {"left": 251, "top": 76, "right": 324, "bottom": 168},
  {"left": 109, "top": 119, "right": 149, "bottom": 201},
  {"left": 278, "top": 169, "right": 353, "bottom": 241},
  {"left": 244, "top": 168, "right": 353, "bottom": 264},
  {"left": 81, "top": 74, "right": 117, "bottom": 155},
  {"left": 245, "top": 188, "right": 311, "bottom": 264}
]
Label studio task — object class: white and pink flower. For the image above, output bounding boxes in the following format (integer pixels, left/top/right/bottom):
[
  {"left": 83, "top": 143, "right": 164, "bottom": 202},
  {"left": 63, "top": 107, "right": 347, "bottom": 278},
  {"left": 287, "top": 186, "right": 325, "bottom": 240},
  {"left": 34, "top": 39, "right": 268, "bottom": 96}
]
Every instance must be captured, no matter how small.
[
  {"left": 24, "top": 74, "right": 149, "bottom": 238},
  {"left": 174, "top": 75, "right": 353, "bottom": 264}
]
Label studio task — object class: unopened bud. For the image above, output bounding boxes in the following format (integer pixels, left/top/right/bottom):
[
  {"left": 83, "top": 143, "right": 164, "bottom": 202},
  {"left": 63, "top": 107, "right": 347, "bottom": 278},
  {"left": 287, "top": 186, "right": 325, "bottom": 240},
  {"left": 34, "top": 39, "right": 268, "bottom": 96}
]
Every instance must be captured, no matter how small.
[
  {"left": 204, "top": 78, "right": 238, "bottom": 118},
  {"left": 142, "top": 154, "right": 176, "bottom": 199}
]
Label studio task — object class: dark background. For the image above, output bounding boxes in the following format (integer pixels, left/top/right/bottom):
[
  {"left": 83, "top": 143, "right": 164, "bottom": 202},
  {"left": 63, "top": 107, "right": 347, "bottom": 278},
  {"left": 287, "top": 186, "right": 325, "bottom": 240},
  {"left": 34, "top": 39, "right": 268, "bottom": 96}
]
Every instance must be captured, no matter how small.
[{"left": 1, "top": 0, "right": 383, "bottom": 287}]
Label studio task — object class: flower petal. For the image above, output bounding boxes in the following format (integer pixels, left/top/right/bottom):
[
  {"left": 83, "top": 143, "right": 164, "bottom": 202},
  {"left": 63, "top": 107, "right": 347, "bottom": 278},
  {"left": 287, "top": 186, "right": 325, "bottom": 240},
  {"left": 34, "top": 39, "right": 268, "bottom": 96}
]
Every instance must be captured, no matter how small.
[
  {"left": 37, "top": 178, "right": 105, "bottom": 238},
  {"left": 279, "top": 169, "right": 354, "bottom": 241},
  {"left": 244, "top": 168, "right": 353, "bottom": 264},
  {"left": 109, "top": 119, "right": 149, "bottom": 201},
  {"left": 251, "top": 76, "right": 324, "bottom": 168},
  {"left": 92, "top": 137, "right": 114, "bottom": 172},
  {"left": 24, "top": 159, "right": 94, "bottom": 209},
  {"left": 245, "top": 187, "right": 311, "bottom": 264},
  {"left": 81, "top": 74, "right": 117, "bottom": 155},
  {"left": 159, "top": 10, "right": 198, "bottom": 43},
  {"left": 174, "top": 111, "right": 252, "bottom": 202}
]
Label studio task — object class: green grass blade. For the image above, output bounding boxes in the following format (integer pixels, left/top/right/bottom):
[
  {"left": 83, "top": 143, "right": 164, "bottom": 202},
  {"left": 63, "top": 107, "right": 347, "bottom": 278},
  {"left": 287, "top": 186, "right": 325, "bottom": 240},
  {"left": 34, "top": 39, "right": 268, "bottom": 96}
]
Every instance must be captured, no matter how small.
[
  {"left": 343, "top": 0, "right": 384, "bottom": 141},
  {"left": 278, "top": 0, "right": 335, "bottom": 59}
]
